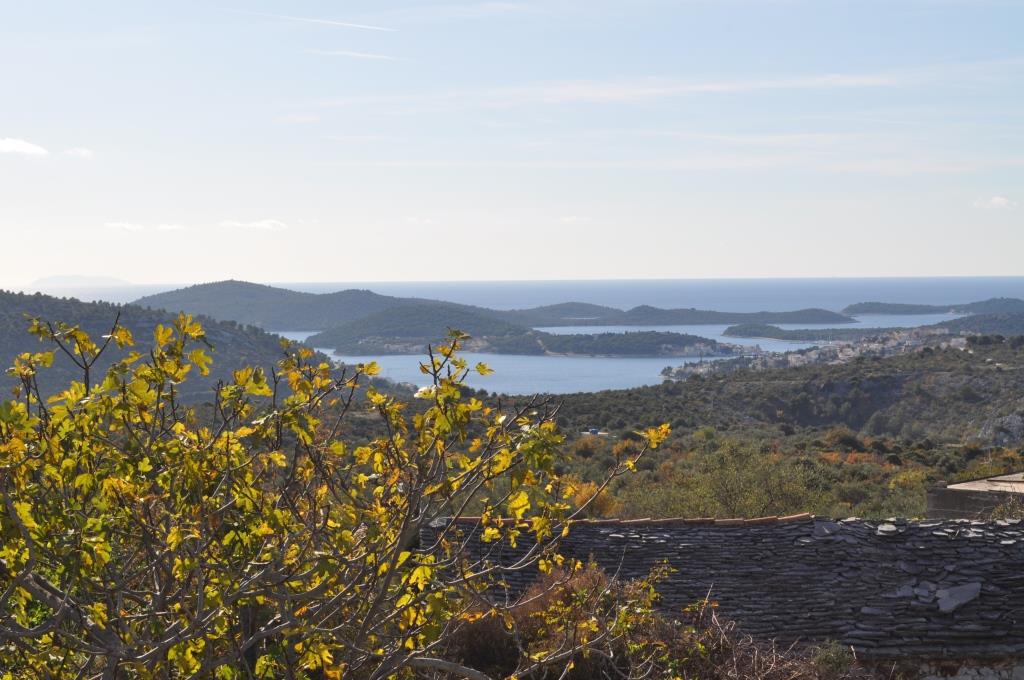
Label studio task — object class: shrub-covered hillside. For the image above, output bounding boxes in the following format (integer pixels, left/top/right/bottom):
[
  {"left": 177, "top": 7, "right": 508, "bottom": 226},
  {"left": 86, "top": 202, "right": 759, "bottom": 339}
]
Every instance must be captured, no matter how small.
[
  {"left": 0, "top": 290, "right": 312, "bottom": 400},
  {"left": 551, "top": 340, "right": 1024, "bottom": 445}
]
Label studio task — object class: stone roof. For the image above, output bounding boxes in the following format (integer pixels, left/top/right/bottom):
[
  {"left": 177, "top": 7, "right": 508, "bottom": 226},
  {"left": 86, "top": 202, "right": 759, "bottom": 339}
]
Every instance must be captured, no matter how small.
[{"left": 424, "top": 515, "right": 1024, "bottom": 660}]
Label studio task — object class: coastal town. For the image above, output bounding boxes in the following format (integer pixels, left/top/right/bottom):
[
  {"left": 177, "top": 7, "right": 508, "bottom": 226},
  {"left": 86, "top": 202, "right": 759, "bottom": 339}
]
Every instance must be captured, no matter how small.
[{"left": 662, "top": 326, "right": 974, "bottom": 380}]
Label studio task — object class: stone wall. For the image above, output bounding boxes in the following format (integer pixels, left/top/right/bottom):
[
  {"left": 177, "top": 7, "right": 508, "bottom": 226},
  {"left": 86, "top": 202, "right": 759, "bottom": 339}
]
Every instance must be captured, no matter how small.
[{"left": 423, "top": 515, "right": 1024, "bottom": 662}]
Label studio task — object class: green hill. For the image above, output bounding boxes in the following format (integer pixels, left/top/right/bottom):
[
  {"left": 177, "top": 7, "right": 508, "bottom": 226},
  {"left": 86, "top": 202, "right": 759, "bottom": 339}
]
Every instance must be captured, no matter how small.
[
  {"left": 843, "top": 297, "right": 1024, "bottom": 316},
  {"left": 936, "top": 313, "right": 1024, "bottom": 336},
  {"left": 723, "top": 324, "right": 895, "bottom": 341},
  {"left": 308, "top": 303, "right": 739, "bottom": 358},
  {"left": 308, "top": 302, "right": 535, "bottom": 354},
  {"left": 497, "top": 302, "right": 623, "bottom": 326},
  {"left": 0, "top": 290, "right": 313, "bottom": 400},
  {"left": 133, "top": 280, "right": 402, "bottom": 330},
  {"left": 551, "top": 340, "right": 1024, "bottom": 446},
  {"left": 601, "top": 305, "right": 854, "bottom": 326}
]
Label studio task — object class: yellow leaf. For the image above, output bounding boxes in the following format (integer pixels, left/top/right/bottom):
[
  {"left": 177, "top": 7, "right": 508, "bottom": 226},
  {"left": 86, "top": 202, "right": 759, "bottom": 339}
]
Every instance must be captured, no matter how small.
[
  {"left": 154, "top": 324, "right": 174, "bottom": 348},
  {"left": 508, "top": 490, "right": 530, "bottom": 520},
  {"left": 167, "top": 526, "right": 186, "bottom": 551},
  {"left": 409, "top": 564, "right": 433, "bottom": 590},
  {"left": 188, "top": 349, "right": 212, "bottom": 376},
  {"left": 12, "top": 502, "right": 38, "bottom": 530},
  {"left": 642, "top": 423, "right": 672, "bottom": 449}
]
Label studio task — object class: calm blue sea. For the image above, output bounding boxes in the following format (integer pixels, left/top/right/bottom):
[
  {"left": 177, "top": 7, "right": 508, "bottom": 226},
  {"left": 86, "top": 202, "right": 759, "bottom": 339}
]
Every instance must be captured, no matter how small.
[{"left": 25, "top": 278, "right": 1024, "bottom": 394}]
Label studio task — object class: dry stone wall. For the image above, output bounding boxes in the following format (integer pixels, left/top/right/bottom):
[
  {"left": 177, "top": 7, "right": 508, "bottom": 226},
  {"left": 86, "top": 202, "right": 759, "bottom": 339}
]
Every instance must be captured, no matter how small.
[{"left": 423, "top": 515, "right": 1024, "bottom": 660}]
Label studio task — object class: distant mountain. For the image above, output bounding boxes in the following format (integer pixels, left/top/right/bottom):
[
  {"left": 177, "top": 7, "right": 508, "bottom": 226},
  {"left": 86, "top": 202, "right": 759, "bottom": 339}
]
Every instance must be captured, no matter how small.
[
  {"left": 842, "top": 298, "right": 1024, "bottom": 316},
  {"left": 0, "top": 289, "right": 313, "bottom": 400},
  {"left": 133, "top": 280, "right": 402, "bottom": 330},
  {"left": 135, "top": 281, "right": 856, "bottom": 331}
]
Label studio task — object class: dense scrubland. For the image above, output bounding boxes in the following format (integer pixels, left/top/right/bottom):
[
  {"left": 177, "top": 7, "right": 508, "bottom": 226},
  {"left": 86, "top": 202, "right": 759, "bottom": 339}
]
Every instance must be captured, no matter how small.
[{"left": 513, "top": 338, "right": 1024, "bottom": 519}]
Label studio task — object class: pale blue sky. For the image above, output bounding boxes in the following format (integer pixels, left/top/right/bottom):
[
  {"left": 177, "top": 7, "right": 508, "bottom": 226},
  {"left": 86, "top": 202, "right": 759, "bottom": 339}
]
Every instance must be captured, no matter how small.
[{"left": 0, "top": 0, "right": 1021, "bottom": 285}]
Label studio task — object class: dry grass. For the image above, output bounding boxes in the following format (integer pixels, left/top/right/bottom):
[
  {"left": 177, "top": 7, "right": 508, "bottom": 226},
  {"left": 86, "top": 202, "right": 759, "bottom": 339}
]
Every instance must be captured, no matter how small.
[{"left": 439, "top": 564, "right": 900, "bottom": 680}]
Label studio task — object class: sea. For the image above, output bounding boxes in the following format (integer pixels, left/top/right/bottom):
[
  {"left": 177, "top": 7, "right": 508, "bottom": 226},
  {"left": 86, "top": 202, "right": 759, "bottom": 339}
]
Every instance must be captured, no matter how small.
[{"left": 22, "top": 277, "right": 1024, "bottom": 395}]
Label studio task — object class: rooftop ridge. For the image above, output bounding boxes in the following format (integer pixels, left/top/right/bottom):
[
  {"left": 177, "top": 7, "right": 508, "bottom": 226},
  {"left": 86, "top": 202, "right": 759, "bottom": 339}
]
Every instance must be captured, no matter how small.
[
  {"left": 442, "top": 513, "right": 1024, "bottom": 529},
  {"left": 447, "top": 513, "right": 816, "bottom": 527}
]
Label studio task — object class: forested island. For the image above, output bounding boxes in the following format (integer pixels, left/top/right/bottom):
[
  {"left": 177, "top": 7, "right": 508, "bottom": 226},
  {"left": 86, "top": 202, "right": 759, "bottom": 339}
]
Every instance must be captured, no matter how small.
[
  {"left": 722, "top": 323, "right": 894, "bottom": 341},
  {"left": 723, "top": 314, "right": 1024, "bottom": 342},
  {"left": 306, "top": 302, "right": 743, "bottom": 357},
  {"left": 842, "top": 297, "right": 1024, "bottom": 315}
]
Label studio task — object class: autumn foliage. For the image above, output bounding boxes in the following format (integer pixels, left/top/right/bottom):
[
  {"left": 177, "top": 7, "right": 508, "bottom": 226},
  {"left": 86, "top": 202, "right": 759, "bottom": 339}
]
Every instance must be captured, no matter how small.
[{"left": 0, "top": 316, "right": 670, "bottom": 679}]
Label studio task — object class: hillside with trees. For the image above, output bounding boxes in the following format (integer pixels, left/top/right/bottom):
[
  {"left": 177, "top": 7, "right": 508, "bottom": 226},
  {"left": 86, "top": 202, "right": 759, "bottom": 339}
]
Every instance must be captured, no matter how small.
[
  {"left": 722, "top": 323, "right": 893, "bottom": 341},
  {"left": 580, "top": 305, "right": 853, "bottom": 326},
  {"left": 0, "top": 290, "right": 318, "bottom": 400},
  {"left": 307, "top": 302, "right": 740, "bottom": 357},
  {"left": 132, "top": 280, "right": 403, "bottom": 330},
  {"left": 843, "top": 297, "right": 1024, "bottom": 315},
  {"left": 552, "top": 341, "right": 1024, "bottom": 444}
]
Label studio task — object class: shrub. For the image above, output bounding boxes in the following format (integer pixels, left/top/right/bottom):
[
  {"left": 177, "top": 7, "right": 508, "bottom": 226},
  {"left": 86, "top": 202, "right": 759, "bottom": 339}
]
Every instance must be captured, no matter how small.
[{"left": 0, "top": 315, "right": 671, "bottom": 678}]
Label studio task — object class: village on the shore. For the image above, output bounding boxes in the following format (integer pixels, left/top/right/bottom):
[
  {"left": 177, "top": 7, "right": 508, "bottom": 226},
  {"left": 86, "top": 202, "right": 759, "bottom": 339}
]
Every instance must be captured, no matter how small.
[{"left": 662, "top": 326, "right": 976, "bottom": 380}]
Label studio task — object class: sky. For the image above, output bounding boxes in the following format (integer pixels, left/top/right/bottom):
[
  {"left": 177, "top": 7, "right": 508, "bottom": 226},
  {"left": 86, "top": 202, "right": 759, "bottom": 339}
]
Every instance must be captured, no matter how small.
[{"left": 0, "top": 0, "right": 1022, "bottom": 286}]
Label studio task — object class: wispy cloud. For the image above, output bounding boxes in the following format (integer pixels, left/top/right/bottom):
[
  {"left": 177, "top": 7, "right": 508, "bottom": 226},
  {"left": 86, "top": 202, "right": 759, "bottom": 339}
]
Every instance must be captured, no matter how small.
[
  {"left": 64, "top": 147, "right": 95, "bottom": 159},
  {"left": 305, "top": 48, "right": 400, "bottom": 61},
  {"left": 327, "top": 134, "right": 395, "bottom": 143},
  {"left": 0, "top": 138, "right": 49, "bottom": 155},
  {"left": 405, "top": 216, "right": 436, "bottom": 226},
  {"left": 278, "top": 113, "right": 321, "bottom": 124},
  {"left": 334, "top": 150, "right": 1020, "bottom": 176},
  {"left": 105, "top": 222, "right": 186, "bottom": 232},
  {"left": 378, "top": 2, "right": 531, "bottom": 21},
  {"left": 974, "top": 195, "right": 1018, "bottom": 209},
  {"left": 105, "top": 221, "right": 145, "bottom": 232},
  {"left": 649, "top": 131, "right": 865, "bottom": 146},
  {"left": 219, "top": 219, "right": 288, "bottom": 231},
  {"left": 237, "top": 10, "right": 396, "bottom": 32},
  {"left": 317, "top": 73, "right": 902, "bottom": 112},
  {"left": 317, "top": 57, "right": 1024, "bottom": 111}
]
